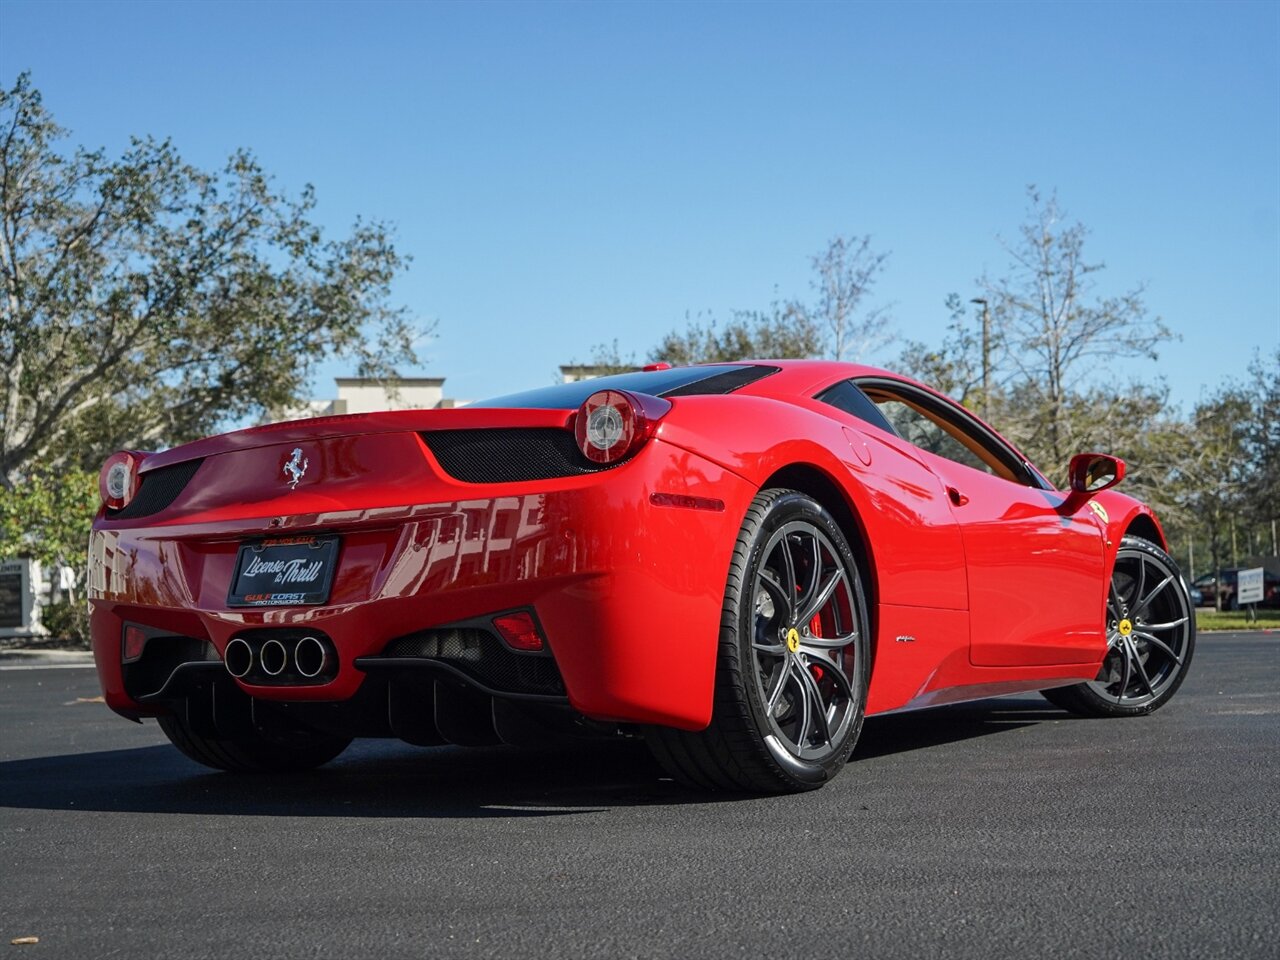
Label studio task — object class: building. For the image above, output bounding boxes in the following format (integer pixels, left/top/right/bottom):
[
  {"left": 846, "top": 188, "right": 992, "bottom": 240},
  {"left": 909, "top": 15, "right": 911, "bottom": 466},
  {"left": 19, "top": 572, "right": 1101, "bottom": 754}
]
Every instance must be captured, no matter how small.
[
  {"left": 275, "top": 377, "right": 461, "bottom": 422},
  {"left": 558, "top": 363, "right": 641, "bottom": 383},
  {"left": 277, "top": 365, "right": 645, "bottom": 425}
]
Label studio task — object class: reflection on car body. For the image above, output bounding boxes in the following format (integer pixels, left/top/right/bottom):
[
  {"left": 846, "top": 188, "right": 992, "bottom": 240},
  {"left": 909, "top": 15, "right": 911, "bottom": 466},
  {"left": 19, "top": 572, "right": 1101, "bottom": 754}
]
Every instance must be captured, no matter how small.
[{"left": 88, "top": 361, "right": 1197, "bottom": 793}]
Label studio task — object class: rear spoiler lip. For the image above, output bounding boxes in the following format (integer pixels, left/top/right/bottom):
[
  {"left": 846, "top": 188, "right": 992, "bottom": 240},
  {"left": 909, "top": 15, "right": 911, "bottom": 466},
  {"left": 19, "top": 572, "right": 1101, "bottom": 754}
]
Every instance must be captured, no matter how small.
[{"left": 139, "top": 407, "right": 576, "bottom": 474}]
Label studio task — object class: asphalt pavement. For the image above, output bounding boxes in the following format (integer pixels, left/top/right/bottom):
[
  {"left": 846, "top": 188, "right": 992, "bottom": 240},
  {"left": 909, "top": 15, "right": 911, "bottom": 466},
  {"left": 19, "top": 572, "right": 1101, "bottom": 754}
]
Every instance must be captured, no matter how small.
[{"left": 1, "top": 633, "right": 1276, "bottom": 959}]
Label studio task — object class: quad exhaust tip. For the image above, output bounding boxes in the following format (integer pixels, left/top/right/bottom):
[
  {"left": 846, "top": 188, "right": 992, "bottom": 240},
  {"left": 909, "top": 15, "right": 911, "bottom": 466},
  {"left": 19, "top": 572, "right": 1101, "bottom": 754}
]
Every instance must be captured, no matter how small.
[
  {"left": 223, "top": 634, "right": 335, "bottom": 681},
  {"left": 224, "top": 638, "right": 254, "bottom": 679},
  {"left": 294, "top": 635, "right": 331, "bottom": 679},
  {"left": 259, "top": 639, "right": 289, "bottom": 676}
]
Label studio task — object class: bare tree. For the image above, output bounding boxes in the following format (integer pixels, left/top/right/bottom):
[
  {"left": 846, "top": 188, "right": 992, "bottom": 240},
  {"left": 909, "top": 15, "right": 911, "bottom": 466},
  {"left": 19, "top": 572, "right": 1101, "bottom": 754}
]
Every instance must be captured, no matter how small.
[
  {"left": 793, "top": 235, "right": 892, "bottom": 362},
  {"left": 981, "top": 188, "right": 1171, "bottom": 466},
  {"left": 653, "top": 235, "right": 892, "bottom": 366},
  {"left": 897, "top": 294, "right": 994, "bottom": 410}
]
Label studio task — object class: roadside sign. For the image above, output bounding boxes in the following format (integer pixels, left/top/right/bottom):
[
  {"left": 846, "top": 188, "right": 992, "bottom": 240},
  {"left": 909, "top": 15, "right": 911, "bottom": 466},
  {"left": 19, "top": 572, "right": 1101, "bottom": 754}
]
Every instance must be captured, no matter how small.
[
  {"left": 1237, "top": 567, "right": 1265, "bottom": 606},
  {"left": 0, "top": 558, "right": 40, "bottom": 637},
  {"left": 0, "top": 560, "right": 23, "bottom": 628}
]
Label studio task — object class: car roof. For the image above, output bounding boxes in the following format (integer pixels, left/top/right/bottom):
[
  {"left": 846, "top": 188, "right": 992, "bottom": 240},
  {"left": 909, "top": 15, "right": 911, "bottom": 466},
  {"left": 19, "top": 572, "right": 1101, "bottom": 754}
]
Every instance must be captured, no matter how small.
[{"left": 727, "top": 359, "right": 912, "bottom": 400}]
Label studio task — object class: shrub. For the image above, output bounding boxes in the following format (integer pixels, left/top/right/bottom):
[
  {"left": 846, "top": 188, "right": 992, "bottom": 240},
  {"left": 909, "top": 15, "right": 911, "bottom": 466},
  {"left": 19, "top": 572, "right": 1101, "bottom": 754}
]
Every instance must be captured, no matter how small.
[{"left": 40, "top": 601, "right": 91, "bottom": 649}]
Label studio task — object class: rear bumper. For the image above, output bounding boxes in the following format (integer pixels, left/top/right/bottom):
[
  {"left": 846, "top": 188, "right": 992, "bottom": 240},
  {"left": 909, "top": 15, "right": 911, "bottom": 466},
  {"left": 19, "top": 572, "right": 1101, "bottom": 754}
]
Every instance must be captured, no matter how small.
[{"left": 89, "top": 439, "right": 754, "bottom": 730}]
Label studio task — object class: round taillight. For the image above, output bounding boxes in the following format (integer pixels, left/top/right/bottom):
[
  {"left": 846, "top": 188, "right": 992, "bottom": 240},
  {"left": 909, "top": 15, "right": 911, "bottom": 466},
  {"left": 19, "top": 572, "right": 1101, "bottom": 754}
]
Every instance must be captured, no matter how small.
[
  {"left": 99, "top": 451, "right": 144, "bottom": 511},
  {"left": 574, "top": 390, "right": 671, "bottom": 464}
]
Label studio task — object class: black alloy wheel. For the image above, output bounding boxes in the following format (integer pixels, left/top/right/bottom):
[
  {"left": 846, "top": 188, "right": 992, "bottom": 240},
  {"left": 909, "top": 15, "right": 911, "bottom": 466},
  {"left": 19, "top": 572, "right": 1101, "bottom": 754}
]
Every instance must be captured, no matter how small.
[
  {"left": 1043, "top": 535, "right": 1195, "bottom": 717},
  {"left": 646, "top": 489, "right": 870, "bottom": 793}
]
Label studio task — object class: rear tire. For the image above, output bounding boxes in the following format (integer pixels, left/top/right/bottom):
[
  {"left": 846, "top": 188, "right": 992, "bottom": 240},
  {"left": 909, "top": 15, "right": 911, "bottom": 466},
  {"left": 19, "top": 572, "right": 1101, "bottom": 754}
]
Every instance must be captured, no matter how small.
[
  {"left": 645, "top": 489, "right": 870, "bottom": 793},
  {"left": 1043, "top": 535, "right": 1195, "bottom": 718},
  {"left": 158, "top": 712, "right": 351, "bottom": 773}
]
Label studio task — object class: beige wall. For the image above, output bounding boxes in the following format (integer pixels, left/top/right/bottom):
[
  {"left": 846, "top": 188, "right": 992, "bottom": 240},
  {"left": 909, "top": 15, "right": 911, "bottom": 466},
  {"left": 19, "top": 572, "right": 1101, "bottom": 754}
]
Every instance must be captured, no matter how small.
[
  {"left": 333, "top": 378, "right": 446, "bottom": 413},
  {"left": 271, "top": 377, "right": 455, "bottom": 423}
]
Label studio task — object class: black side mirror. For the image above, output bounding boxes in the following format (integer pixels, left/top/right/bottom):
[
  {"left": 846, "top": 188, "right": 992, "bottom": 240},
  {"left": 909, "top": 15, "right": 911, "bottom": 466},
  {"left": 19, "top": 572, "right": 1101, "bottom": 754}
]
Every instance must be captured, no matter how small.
[{"left": 1069, "top": 453, "right": 1126, "bottom": 494}]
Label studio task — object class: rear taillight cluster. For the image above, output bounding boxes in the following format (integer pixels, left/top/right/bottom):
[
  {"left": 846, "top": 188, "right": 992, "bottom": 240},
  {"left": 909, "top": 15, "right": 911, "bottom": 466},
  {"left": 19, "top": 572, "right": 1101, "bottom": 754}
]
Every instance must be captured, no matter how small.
[
  {"left": 99, "top": 451, "right": 146, "bottom": 511},
  {"left": 573, "top": 389, "right": 671, "bottom": 464}
]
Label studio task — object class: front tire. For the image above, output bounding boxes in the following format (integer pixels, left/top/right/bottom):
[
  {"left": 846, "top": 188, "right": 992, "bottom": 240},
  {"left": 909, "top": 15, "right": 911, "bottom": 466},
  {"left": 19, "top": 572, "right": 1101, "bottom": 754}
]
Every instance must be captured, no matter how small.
[
  {"left": 1043, "top": 535, "right": 1195, "bottom": 717},
  {"left": 646, "top": 489, "right": 870, "bottom": 793}
]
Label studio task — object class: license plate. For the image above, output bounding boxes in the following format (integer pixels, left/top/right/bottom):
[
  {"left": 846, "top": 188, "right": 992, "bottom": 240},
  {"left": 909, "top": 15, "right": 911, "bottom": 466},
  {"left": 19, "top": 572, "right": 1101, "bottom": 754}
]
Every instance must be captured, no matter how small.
[{"left": 227, "top": 535, "right": 339, "bottom": 607}]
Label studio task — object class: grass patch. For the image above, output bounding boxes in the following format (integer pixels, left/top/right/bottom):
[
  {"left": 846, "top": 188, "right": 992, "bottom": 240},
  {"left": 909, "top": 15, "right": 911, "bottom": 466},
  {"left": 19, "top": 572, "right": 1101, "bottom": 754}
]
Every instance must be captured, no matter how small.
[{"left": 1196, "top": 608, "right": 1280, "bottom": 632}]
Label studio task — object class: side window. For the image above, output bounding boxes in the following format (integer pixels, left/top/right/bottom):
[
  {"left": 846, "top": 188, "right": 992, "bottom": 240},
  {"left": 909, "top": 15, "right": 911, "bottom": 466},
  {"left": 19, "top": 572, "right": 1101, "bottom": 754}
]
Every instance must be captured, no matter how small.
[
  {"left": 856, "top": 379, "right": 1038, "bottom": 486},
  {"left": 815, "top": 381, "right": 897, "bottom": 435},
  {"left": 874, "top": 399, "right": 996, "bottom": 476}
]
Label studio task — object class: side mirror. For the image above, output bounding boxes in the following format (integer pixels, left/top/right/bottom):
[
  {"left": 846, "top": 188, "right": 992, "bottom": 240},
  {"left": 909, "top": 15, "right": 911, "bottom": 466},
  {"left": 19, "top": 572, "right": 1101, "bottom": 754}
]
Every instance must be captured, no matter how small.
[{"left": 1069, "top": 453, "right": 1126, "bottom": 494}]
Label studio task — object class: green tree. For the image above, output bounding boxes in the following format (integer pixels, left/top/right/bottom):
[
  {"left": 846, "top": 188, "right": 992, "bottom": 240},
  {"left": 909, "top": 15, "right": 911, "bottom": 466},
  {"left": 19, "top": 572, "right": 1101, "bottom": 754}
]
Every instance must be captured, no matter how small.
[
  {"left": 0, "top": 467, "right": 97, "bottom": 643},
  {"left": 0, "top": 73, "right": 426, "bottom": 487},
  {"left": 1169, "top": 350, "right": 1280, "bottom": 576},
  {"left": 0, "top": 468, "right": 97, "bottom": 576},
  {"left": 650, "top": 302, "right": 823, "bottom": 366},
  {"left": 1175, "top": 388, "right": 1253, "bottom": 606},
  {"left": 1240, "top": 349, "right": 1279, "bottom": 537}
]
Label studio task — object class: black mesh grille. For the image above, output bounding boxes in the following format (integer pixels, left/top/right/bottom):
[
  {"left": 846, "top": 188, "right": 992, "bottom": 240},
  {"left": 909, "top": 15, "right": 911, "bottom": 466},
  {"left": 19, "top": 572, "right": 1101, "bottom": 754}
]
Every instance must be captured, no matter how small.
[
  {"left": 383, "top": 627, "right": 565, "bottom": 696},
  {"left": 112, "top": 459, "right": 204, "bottom": 520},
  {"left": 423, "top": 428, "right": 626, "bottom": 483}
]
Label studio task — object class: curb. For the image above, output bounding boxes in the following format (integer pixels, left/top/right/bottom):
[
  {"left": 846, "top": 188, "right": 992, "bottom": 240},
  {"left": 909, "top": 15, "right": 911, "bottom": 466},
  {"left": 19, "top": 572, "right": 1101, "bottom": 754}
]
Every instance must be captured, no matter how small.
[
  {"left": 1199, "top": 628, "right": 1277, "bottom": 635},
  {"left": 0, "top": 648, "right": 95, "bottom": 665}
]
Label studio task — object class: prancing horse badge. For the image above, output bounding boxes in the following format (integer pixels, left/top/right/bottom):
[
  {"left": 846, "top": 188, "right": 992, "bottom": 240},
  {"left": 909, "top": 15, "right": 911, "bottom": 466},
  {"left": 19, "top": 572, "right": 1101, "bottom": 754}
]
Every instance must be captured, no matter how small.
[{"left": 283, "top": 448, "right": 309, "bottom": 489}]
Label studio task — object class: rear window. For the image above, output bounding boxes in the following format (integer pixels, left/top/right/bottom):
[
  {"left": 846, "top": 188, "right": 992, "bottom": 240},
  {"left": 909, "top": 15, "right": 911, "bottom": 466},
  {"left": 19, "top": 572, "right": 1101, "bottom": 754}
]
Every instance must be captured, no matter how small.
[{"left": 472, "top": 364, "right": 778, "bottom": 409}]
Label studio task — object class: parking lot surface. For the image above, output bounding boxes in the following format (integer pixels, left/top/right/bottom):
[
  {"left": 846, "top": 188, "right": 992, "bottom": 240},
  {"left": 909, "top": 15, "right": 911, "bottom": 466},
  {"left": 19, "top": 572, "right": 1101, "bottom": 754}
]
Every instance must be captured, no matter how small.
[{"left": 1, "top": 632, "right": 1276, "bottom": 959}]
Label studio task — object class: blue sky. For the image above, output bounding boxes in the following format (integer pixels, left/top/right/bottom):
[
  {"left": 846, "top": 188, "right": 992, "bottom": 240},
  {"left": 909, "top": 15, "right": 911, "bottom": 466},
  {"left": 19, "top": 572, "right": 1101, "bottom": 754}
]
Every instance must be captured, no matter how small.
[{"left": 1, "top": 0, "right": 1277, "bottom": 413}]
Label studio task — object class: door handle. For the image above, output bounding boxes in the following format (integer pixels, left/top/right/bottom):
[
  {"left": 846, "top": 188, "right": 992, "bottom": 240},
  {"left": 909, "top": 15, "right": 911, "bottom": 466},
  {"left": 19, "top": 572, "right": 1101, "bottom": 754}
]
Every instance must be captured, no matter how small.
[{"left": 947, "top": 486, "right": 969, "bottom": 507}]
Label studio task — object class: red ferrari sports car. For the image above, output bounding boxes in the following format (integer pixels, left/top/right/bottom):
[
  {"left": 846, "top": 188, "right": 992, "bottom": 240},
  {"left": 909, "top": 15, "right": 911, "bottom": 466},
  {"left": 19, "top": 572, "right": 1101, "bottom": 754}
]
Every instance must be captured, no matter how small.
[{"left": 88, "top": 360, "right": 1195, "bottom": 792}]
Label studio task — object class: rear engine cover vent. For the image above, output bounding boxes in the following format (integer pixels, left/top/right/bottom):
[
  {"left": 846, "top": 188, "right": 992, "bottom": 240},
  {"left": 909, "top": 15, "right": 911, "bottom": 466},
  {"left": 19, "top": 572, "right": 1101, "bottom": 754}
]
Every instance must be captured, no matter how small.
[
  {"left": 113, "top": 458, "right": 204, "bottom": 520},
  {"left": 423, "top": 428, "right": 629, "bottom": 483}
]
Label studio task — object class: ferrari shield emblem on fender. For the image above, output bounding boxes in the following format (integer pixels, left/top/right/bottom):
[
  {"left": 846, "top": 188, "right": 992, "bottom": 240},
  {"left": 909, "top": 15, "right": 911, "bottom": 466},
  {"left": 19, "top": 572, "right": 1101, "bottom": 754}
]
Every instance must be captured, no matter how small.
[
  {"left": 282, "top": 448, "right": 309, "bottom": 489},
  {"left": 1088, "top": 500, "right": 1109, "bottom": 524}
]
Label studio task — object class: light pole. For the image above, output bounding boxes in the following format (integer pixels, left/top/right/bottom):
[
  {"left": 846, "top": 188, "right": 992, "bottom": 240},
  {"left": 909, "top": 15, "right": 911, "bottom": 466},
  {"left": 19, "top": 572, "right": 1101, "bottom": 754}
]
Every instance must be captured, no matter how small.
[{"left": 969, "top": 297, "right": 991, "bottom": 419}]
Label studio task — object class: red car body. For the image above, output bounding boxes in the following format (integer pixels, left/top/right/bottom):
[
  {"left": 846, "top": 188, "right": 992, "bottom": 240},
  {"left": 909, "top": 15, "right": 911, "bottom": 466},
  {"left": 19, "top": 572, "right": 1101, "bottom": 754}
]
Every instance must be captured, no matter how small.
[
  {"left": 89, "top": 361, "right": 1165, "bottom": 731},
  {"left": 89, "top": 360, "right": 1190, "bottom": 793}
]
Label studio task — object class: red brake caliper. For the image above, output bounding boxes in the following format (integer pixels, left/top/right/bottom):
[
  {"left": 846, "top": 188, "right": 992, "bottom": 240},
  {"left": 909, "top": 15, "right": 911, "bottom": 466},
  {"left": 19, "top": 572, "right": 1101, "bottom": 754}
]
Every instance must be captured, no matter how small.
[{"left": 808, "top": 613, "right": 824, "bottom": 681}]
